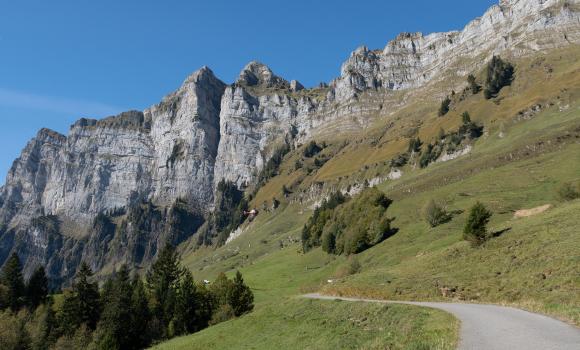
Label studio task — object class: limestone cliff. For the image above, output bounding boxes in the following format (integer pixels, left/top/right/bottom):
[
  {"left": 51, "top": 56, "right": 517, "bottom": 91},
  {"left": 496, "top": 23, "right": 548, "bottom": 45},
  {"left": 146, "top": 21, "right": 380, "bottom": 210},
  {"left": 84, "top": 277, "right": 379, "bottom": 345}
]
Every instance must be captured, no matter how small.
[{"left": 0, "top": 0, "right": 578, "bottom": 285}]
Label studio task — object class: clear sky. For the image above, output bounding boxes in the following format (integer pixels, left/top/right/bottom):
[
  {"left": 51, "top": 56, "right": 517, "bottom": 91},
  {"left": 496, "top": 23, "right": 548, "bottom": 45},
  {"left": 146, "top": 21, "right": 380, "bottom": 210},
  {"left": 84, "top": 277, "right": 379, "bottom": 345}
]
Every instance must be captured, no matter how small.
[{"left": 0, "top": 0, "right": 497, "bottom": 185}]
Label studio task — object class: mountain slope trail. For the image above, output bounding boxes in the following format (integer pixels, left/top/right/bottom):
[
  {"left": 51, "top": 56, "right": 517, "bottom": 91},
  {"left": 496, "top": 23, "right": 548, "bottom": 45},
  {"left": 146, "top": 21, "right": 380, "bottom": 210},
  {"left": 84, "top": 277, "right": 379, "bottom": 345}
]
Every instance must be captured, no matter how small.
[{"left": 304, "top": 293, "right": 580, "bottom": 350}]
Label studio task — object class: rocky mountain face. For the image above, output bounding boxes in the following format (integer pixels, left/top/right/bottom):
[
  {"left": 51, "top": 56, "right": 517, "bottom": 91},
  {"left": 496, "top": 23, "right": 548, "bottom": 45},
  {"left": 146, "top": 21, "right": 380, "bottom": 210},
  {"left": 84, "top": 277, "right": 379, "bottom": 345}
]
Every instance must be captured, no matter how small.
[{"left": 0, "top": 0, "right": 578, "bottom": 285}]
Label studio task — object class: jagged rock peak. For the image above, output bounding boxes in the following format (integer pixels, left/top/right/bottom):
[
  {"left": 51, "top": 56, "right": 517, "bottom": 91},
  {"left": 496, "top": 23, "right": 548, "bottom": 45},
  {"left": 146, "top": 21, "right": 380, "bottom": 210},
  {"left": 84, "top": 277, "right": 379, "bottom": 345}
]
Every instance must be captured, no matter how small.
[
  {"left": 36, "top": 127, "right": 66, "bottom": 142},
  {"left": 183, "top": 65, "right": 222, "bottom": 84},
  {"left": 237, "top": 61, "right": 289, "bottom": 88}
]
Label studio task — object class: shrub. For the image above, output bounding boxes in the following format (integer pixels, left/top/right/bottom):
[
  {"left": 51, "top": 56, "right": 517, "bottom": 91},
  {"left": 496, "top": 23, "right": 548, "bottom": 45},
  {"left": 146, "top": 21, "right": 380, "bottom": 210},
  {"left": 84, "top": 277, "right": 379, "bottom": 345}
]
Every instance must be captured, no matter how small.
[
  {"left": 483, "top": 56, "right": 514, "bottom": 99},
  {"left": 419, "top": 143, "right": 442, "bottom": 168},
  {"left": 302, "top": 141, "right": 322, "bottom": 158},
  {"left": 438, "top": 96, "right": 451, "bottom": 116},
  {"left": 423, "top": 200, "right": 451, "bottom": 227},
  {"left": 467, "top": 74, "right": 480, "bottom": 94},
  {"left": 557, "top": 182, "right": 580, "bottom": 201},
  {"left": 463, "top": 202, "right": 492, "bottom": 246},
  {"left": 458, "top": 112, "right": 484, "bottom": 139},
  {"left": 334, "top": 256, "right": 362, "bottom": 278},
  {"left": 390, "top": 153, "right": 409, "bottom": 167},
  {"left": 208, "top": 304, "right": 235, "bottom": 326}
]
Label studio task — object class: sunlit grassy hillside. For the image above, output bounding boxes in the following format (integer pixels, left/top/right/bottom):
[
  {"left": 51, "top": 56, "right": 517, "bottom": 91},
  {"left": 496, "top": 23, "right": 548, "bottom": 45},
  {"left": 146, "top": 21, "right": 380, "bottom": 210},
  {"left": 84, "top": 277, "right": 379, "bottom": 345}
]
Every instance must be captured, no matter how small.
[{"left": 158, "top": 47, "right": 580, "bottom": 348}]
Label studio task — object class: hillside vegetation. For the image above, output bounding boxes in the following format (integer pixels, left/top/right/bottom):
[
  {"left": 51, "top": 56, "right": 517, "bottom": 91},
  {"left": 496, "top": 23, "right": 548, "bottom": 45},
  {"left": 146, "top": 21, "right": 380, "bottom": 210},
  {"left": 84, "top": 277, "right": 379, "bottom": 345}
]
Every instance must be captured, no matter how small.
[{"left": 155, "top": 46, "right": 580, "bottom": 348}]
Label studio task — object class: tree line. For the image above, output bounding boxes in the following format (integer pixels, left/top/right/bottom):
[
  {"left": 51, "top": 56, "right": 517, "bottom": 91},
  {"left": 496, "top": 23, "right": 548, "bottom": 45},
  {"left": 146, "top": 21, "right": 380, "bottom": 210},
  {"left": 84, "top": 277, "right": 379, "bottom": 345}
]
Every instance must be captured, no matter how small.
[{"left": 0, "top": 244, "right": 254, "bottom": 350}]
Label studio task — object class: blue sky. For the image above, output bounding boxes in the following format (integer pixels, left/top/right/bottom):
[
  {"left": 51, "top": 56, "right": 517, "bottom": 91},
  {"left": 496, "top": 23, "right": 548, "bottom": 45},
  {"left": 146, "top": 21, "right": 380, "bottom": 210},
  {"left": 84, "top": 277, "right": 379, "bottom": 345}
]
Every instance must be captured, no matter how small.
[{"left": 0, "top": 0, "right": 497, "bottom": 185}]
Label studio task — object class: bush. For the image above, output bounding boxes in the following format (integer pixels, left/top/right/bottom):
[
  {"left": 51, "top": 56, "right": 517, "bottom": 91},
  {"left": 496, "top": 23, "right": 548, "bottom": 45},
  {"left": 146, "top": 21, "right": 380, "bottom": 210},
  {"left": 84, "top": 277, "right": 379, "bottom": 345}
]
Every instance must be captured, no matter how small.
[
  {"left": 208, "top": 304, "right": 235, "bottom": 326},
  {"left": 334, "top": 256, "right": 362, "bottom": 278},
  {"left": 302, "top": 141, "right": 322, "bottom": 158},
  {"left": 483, "top": 56, "right": 514, "bottom": 99},
  {"left": 423, "top": 200, "right": 451, "bottom": 227},
  {"left": 438, "top": 96, "right": 451, "bottom": 116},
  {"left": 557, "top": 182, "right": 580, "bottom": 201},
  {"left": 463, "top": 202, "right": 492, "bottom": 246},
  {"left": 458, "top": 112, "right": 484, "bottom": 139},
  {"left": 390, "top": 153, "right": 409, "bottom": 167},
  {"left": 419, "top": 143, "right": 442, "bottom": 168},
  {"left": 467, "top": 74, "right": 480, "bottom": 94}
]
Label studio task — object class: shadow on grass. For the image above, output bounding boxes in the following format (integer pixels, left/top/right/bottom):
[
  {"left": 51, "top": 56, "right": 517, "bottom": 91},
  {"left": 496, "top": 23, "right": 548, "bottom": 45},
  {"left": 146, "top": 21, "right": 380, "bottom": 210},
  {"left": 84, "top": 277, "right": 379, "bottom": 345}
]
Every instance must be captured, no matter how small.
[{"left": 490, "top": 227, "right": 512, "bottom": 238}]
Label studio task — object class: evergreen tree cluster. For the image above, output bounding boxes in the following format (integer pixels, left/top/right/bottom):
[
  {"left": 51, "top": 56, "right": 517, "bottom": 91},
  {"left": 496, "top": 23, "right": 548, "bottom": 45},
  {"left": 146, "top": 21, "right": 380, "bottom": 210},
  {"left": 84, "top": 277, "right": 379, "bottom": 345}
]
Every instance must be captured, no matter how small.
[
  {"left": 301, "top": 191, "right": 348, "bottom": 252},
  {"left": 0, "top": 245, "right": 254, "bottom": 350},
  {"left": 197, "top": 180, "right": 248, "bottom": 247},
  {"left": 302, "top": 188, "right": 397, "bottom": 255},
  {"left": 0, "top": 254, "right": 48, "bottom": 312},
  {"left": 256, "top": 143, "right": 291, "bottom": 188},
  {"left": 483, "top": 56, "right": 514, "bottom": 99},
  {"left": 390, "top": 111, "right": 485, "bottom": 170}
]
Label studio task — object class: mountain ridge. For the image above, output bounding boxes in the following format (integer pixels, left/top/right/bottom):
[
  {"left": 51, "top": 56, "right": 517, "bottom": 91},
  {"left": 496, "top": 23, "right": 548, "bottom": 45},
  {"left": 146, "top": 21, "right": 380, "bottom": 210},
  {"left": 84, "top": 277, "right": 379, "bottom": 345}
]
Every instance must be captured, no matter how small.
[{"left": 0, "top": 0, "right": 578, "bottom": 285}]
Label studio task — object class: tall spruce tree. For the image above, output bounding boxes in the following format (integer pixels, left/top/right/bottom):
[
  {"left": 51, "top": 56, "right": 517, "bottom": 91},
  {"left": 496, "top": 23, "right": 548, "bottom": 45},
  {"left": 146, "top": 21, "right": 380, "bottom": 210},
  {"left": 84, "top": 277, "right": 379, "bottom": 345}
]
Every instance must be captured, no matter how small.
[
  {"left": 146, "top": 244, "right": 183, "bottom": 330},
  {"left": 172, "top": 270, "right": 199, "bottom": 335},
  {"left": 26, "top": 266, "right": 49, "bottom": 309},
  {"left": 129, "top": 277, "right": 151, "bottom": 349},
  {"left": 94, "top": 265, "right": 133, "bottom": 350},
  {"left": 2, "top": 253, "right": 25, "bottom": 311},
  {"left": 59, "top": 262, "right": 101, "bottom": 335}
]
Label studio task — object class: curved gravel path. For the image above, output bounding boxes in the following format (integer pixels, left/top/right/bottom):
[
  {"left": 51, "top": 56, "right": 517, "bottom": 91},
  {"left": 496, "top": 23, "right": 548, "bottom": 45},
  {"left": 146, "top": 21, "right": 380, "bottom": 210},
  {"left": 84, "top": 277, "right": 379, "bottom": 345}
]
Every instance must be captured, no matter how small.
[{"left": 304, "top": 293, "right": 580, "bottom": 350}]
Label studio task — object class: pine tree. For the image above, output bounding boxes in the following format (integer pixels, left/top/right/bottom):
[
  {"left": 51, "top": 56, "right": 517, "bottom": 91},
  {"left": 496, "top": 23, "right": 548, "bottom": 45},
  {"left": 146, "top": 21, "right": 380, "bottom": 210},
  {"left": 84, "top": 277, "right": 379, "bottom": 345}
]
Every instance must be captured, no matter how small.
[
  {"left": 172, "top": 270, "right": 198, "bottom": 335},
  {"left": 146, "top": 244, "right": 183, "bottom": 329},
  {"left": 228, "top": 271, "right": 254, "bottom": 317},
  {"left": 438, "top": 96, "right": 451, "bottom": 116},
  {"left": 1, "top": 253, "right": 25, "bottom": 311},
  {"left": 26, "top": 266, "right": 49, "bottom": 309},
  {"left": 463, "top": 202, "right": 493, "bottom": 246},
  {"left": 59, "top": 262, "right": 101, "bottom": 335},
  {"left": 94, "top": 265, "right": 133, "bottom": 350},
  {"left": 129, "top": 277, "right": 151, "bottom": 349}
]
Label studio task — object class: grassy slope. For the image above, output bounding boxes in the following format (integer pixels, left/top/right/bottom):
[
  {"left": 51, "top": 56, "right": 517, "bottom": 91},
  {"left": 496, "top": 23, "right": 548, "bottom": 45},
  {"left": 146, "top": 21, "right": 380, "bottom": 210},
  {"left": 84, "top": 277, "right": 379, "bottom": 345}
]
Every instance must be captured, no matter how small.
[
  {"left": 152, "top": 299, "right": 457, "bottom": 350},
  {"left": 156, "top": 48, "right": 580, "bottom": 348}
]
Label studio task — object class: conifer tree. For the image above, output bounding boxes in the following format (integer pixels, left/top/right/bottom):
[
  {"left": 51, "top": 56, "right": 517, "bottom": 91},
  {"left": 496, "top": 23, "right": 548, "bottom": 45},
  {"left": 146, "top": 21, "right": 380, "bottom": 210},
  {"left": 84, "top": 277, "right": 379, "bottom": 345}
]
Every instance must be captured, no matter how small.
[
  {"left": 129, "top": 277, "right": 151, "bottom": 349},
  {"left": 26, "top": 266, "right": 49, "bottom": 309},
  {"left": 438, "top": 96, "right": 451, "bottom": 116},
  {"left": 94, "top": 265, "right": 133, "bottom": 350},
  {"left": 463, "top": 202, "right": 493, "bottom": 246},
  {"left": 484, "top": 56, "right": 514, "bottom": 99},
  {"left": 172, "top": 270, "right": 199, "bottom": 335},
  {"left": 1, "top": 253, "right": 25, "bottom": 311},
  {"left": 59, "top": 262, "right": 100, "bottom": 335},
  {"left": 229, "top": 271, "right": 254, "bottom": 317},
  {"left": 146, "top": 244, "right": 183, "bottom": 329}
]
